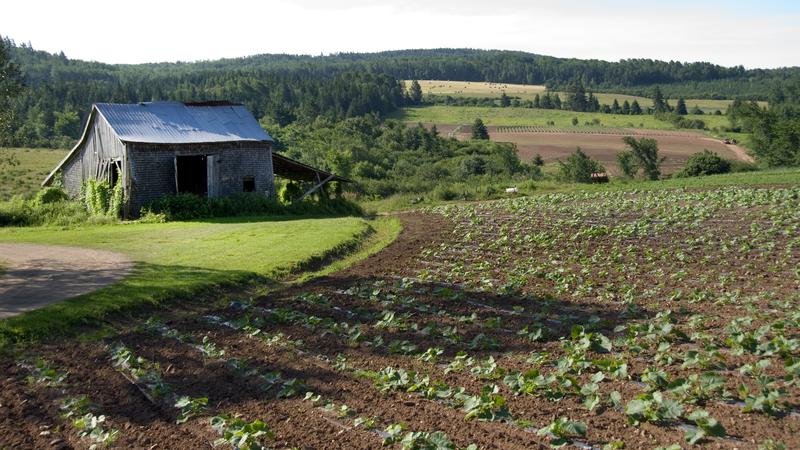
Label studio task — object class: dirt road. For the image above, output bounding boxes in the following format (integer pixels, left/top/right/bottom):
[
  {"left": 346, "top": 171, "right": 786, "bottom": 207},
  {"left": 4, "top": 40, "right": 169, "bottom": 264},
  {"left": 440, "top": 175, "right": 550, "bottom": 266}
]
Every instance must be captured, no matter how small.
[{"left": 0, "top": 243, "right": 132, "bottom": 318}]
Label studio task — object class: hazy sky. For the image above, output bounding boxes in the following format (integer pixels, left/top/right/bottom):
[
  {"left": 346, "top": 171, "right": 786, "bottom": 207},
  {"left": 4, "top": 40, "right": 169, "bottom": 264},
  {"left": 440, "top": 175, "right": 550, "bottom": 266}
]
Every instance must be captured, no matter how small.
[{"left": 2, "top": 0, "right": 799, "bottom": 68}]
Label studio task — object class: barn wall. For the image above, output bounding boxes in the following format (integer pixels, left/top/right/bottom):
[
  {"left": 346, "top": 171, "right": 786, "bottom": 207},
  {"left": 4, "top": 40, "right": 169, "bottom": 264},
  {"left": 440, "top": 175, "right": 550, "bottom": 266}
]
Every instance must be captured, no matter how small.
[
  {"left": 60, "top": 110, "right": 127, "bottom": 197},
  {"left": 128, "top": 142, "right": 274, "bottom": 215}
]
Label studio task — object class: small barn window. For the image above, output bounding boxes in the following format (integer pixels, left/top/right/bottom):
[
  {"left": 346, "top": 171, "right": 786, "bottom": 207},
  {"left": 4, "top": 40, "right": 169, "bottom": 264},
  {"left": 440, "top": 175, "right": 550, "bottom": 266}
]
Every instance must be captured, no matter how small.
[{"left": 243, "top": 176, "right": 256, "bottom": 192}]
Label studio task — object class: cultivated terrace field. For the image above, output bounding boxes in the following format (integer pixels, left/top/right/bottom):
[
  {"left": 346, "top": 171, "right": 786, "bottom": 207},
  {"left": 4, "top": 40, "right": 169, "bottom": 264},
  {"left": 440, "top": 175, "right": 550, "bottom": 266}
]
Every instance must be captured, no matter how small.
[
  {"left": 409, "top": 81, "right": 762, "bottom": 114},
  {"left": 396, "top": 106, "right": 753, "bottom": 174},
  {"left": 2, "top": 183, "right": 799, "bottom": 449},
  {"left": 397, "top": 106, "right": 732, "bottom": 131}
]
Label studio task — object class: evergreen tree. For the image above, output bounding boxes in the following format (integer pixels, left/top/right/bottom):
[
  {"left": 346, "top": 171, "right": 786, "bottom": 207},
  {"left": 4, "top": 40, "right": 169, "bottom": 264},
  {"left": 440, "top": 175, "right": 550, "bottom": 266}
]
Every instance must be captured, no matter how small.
[
  {"left": 499, "top": 91, "right": 511, "bottom": 107},
  {"left": 553, "top": 93, "right": 562, "bottom": 109},
  {"left": 631, "top": 100, "right": 643, "bottom": 115},
  {"left": 471, "top": 118, "right": 489, "bottom": 140},
  {"left": 409, "top": 79, "right": 423, "bottom": 104},
  {"left": 611, "top": 99, "right": 621, "bottom": 114},
  {"left": 541, "top": 93, "right": 553, "bottom": 109},
  {"left": 567, "top": 80, "right": 588, "bottom": 112},
  {"left": 676, "top": 97, "right": 688, "bottom": 115},
  {"left": 533, "top": 94, "right": 541, "bottom": 108},
  {"left": 622, "top": 100, "right": 631, "bottom": 115},
  {"left": 590, "top": 95, "right": 600, "bottom": 112},
  {"left": 652, "top": 86, "right": 667, "bottom": 113}
]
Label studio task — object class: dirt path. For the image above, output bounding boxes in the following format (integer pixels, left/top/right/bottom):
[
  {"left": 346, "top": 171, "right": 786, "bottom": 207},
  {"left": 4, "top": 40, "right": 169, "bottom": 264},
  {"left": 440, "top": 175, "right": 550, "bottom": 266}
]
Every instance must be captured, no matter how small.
[
  {"left": 0, "top": 244, "right": 132, "bottom": 318},
  {"left": 725, "top": 143, "right": 755, "bottom": 162}
]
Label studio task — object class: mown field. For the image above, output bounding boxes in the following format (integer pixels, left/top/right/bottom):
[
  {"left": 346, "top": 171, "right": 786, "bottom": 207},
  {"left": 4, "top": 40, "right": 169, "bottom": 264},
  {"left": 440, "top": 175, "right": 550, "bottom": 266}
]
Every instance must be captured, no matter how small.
[
  {"left": 395, "top": 106, "right": 732, "bottom": 130},
  {"left": 0, "top": 148, "right": 67, "bottom": 200},
  {"left": 410, "top": 80, "right": 767, "bottom": 113},
  {"left": 2, "top": 182, "right": 799, "bottom": 449}
]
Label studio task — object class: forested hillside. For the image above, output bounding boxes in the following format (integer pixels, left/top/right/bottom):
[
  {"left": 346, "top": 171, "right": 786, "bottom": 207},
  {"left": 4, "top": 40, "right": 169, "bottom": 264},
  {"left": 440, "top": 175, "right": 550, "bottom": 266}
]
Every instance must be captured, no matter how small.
[{"left": 3, "top": 38, "right": 799, "bottom": 149}]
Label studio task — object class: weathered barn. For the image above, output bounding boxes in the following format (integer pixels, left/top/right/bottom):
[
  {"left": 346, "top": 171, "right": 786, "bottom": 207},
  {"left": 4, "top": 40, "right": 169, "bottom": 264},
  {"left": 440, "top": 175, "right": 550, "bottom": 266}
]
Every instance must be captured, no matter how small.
[{"left": 43, "top": 101, "right": 346, "bottom": 216}]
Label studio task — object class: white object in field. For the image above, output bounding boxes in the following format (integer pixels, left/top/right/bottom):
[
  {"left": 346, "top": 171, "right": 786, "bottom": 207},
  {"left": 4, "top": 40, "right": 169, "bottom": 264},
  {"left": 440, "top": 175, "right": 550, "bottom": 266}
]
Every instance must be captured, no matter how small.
[{"left": 505, "top": 187, "right": 519, "bottom": 194}]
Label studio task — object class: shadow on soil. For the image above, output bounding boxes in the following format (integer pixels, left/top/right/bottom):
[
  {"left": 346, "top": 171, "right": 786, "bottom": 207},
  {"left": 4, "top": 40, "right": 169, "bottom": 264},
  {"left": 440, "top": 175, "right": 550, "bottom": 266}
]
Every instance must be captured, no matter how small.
[{"left": 84, "top": 273, "right": 657, "bottom": 426}]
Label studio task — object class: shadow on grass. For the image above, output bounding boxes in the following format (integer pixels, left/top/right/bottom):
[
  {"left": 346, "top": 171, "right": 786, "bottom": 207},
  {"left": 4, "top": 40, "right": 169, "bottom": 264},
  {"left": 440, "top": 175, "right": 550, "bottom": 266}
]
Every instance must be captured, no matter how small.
[
  {"left": 190, "top": 213, "right": 359, "bottom": 225},
  {"left": 0, "top": 262, "right": 266, "bottom": 350}
]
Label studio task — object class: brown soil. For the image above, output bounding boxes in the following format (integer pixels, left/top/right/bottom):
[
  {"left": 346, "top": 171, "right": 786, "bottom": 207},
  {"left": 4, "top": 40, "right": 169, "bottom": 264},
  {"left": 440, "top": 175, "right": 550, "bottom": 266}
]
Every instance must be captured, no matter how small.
[
  {"left": 432, "top": 124, "right": 752, "bottom": 174},
  {"left": 1, "top": 202, "right": 797, "bottom": 449}
]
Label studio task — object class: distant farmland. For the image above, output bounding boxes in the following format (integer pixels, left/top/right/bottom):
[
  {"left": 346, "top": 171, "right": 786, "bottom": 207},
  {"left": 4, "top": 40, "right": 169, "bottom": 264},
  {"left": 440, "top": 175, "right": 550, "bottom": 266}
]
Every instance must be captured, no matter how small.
[
  {"left": 395, "top": 105, "right": 732, "bottom": 130},
  {"left": 427, "top": 124, "right": 752, "bottom": 175},
  {"left": 408, "top": 80, "right": 766, "bottom": 113}
]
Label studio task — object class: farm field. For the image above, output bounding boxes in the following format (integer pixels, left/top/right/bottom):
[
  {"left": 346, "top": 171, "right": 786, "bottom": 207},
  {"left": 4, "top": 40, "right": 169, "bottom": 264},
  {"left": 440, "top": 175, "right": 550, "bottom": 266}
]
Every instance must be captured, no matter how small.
[
  {"left": 434, "top": 125, "right": 752, "bottom": 174},
  {"left": 0, "top": 148, "right": 67, "bottom": 200},
  {"left": 2, "top": 185, "right": 799, "bottom": 449},
  {"left": 409, "top": 80, "right": 767, "bottom": 113},
  {"left": 395, "top": 106, "right": 732, "bottom": 130}
]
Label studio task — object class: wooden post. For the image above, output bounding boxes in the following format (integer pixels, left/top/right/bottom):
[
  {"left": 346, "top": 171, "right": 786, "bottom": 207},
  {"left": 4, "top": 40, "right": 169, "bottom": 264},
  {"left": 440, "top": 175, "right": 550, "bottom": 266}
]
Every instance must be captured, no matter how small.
[
  {"left": 299, "top": 173, "right": 335, "bottom": 201},
  {"left": 173, "top": 156, "right": 179, "bottom": 193}
]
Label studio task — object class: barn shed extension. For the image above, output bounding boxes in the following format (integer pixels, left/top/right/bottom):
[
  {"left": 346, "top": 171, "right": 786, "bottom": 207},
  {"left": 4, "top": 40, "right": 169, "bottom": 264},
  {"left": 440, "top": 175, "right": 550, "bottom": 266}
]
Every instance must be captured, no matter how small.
[{"left": 43, "top": 101, "right": 347, "bottom": 216}]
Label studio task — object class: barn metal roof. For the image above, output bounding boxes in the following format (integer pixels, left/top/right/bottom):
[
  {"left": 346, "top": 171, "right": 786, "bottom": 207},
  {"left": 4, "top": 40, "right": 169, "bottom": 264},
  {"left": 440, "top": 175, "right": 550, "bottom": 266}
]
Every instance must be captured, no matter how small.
[
  {"left": 94, "top": 101, "right": 273, "bottom": 144},
  {"left": 272, "top": 152, "right": 352, "bottom": 183}
]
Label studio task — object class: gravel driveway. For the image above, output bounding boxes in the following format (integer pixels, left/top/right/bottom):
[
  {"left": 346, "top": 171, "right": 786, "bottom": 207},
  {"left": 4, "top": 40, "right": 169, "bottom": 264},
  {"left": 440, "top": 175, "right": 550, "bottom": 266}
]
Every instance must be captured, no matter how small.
[{"left": 0, "top": 243, "right": 132, "bottom": 319}]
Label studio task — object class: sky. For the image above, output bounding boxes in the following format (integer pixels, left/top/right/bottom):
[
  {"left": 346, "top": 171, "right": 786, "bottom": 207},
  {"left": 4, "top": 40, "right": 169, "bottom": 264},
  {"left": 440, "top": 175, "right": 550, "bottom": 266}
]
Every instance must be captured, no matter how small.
[{"left": 2, "top": 0, "right": 799, "bottom": 68}]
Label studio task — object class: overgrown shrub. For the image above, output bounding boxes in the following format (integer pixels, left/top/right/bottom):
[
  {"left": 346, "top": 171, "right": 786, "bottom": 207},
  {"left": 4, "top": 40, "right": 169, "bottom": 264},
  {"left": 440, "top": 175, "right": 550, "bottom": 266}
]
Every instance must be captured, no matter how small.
[
  {"left": 35, "top": 187, "right": 69, "bottom": 205},
  {"left": 431, "top": 184, "right": 460, "bottom": 201},
  {"left": 729, "top": 160, "right": 760, "bottom": 172},
  {"left": 278, "top": 181, "right": 305, "bottom": 204},
  {"left": 677, "top": 150, "right": 732, "bottom": 177},
  {"left": 81, "top": 179, "right": 124, "bottom": 218},
  {"left": 0, "top": 198, "right": 89, "bottom": 227},
  {"left": 142, "top": 192, "right": 363, "bottom": 221},
  {"left": 557, "top": 148, "right": 605, "bottom": 183},
  {"left": 655, "top": 112, "right": 706, "bottom": 130},
  {"left": 84, "top": 179, "right": 111, "bottom": 215}
]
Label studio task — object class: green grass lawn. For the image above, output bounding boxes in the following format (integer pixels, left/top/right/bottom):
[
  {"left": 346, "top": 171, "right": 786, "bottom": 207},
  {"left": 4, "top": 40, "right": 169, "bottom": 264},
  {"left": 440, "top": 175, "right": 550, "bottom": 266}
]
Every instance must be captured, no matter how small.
[
  {"left": 393, "top": 106, "right": 731, "bottom": 130},
  {"left": 0, "top": 147, "right": 68, "bottom": 200},
  {"left": 0, "top": 215, "right": 374, "bottom": 346}
]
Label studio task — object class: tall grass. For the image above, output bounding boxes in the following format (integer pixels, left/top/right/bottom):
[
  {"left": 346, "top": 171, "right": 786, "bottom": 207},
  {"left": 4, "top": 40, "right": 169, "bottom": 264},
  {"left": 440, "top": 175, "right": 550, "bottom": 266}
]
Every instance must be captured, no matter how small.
[{"left": 0, "top": 198, "right": 91, "bottom": 227}]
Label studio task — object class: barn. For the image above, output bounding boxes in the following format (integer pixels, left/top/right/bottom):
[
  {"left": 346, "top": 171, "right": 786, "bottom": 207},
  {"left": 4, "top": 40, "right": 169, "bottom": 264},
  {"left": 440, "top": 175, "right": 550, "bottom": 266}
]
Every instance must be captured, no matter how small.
[{"left": 43, "top": 101, "right": 346, "bottom": 216}]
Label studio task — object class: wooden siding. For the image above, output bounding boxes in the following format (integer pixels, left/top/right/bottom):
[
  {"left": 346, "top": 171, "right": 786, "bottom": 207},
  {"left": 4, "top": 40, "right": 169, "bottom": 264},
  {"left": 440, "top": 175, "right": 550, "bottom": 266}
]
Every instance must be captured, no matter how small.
[
  {"left": 61, "top": 111, "right": 127, "bottom": 197},
  {"left": 127, "top": 142, "right": 274, "bottom": 214}
]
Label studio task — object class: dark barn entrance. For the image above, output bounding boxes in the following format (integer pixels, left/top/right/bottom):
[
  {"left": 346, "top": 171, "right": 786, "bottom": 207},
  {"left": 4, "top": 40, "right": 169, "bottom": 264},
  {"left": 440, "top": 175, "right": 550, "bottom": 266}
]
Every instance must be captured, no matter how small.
[{"left": 176, "top": 155, "right": 207, "bottom": 196}]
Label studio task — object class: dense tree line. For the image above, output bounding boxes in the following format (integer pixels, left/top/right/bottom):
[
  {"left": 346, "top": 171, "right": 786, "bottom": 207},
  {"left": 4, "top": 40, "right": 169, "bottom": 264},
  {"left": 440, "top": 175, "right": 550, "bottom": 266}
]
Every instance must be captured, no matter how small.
[
  {"left": 727, "top": 80, "right": 800, "bottom": 166},
  {"left": 4, "top": 37, "right": 800, "bottom": 148},
  {"left": 2, "top": 38, "right": 405, "bottom": 147}
]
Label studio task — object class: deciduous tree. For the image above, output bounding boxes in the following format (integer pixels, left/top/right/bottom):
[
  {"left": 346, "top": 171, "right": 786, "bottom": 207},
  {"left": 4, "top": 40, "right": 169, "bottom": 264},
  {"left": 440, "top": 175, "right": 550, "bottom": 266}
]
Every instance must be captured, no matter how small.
[{"left": 622, "top": 136, "right": 664, "bottom": 180}]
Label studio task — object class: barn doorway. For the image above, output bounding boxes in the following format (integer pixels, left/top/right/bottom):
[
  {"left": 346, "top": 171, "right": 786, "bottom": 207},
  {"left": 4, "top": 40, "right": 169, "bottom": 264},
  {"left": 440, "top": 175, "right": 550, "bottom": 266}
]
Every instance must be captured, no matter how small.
[
  {"left": 175, "top": 155, "right": 208, "bottom": 196},
  {"left": 108, "top": 161, "right": 121, "bottom": 188}
]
